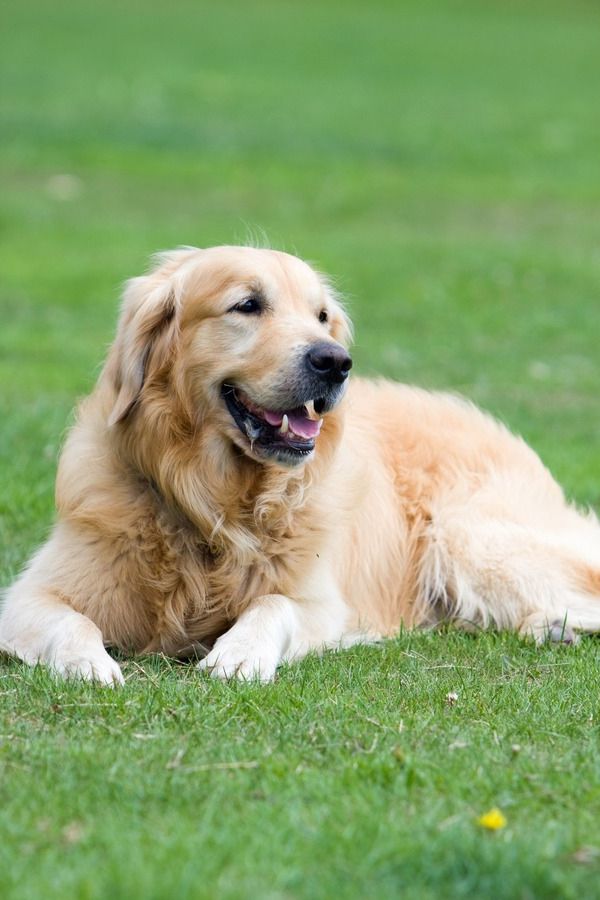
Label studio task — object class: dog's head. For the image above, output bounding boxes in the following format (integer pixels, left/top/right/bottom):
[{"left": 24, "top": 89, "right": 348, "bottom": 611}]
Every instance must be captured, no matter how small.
[{"left": 107, "top": 246, "right": 352, "bottom": 468}]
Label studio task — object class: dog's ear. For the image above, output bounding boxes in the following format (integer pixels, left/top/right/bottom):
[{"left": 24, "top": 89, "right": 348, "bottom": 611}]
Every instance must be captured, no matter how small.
[{"left": 107, "top": 275, "right": 179, "bottom": 426}]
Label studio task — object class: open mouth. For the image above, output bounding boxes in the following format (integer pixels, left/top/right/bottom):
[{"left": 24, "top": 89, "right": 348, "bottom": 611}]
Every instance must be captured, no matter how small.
[{"left": 222, "top": 384, "right": 327, "bottom": 463}]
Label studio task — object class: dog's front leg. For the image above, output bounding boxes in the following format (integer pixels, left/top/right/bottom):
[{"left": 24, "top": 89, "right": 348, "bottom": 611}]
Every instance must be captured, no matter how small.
[
  {"left": 198, "top": 594, "right": 299, "bottom": 682},
  {"left": 0, "top": 588, "right": 124, "bottom": 685},
  {"left": 0, "top": 538, "right": 124, "bottom": 686},
  {"left": 197, "top": 578, "right": 355, "bottom": 682}
]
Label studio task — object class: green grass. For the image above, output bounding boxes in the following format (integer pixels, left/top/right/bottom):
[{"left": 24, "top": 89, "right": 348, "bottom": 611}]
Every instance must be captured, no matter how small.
[
  {"left": 1, "top": 0, "right": 600, "bottom": 896},
  {"left": 1, "top": 637, "right": 600, "bottom": 899}
]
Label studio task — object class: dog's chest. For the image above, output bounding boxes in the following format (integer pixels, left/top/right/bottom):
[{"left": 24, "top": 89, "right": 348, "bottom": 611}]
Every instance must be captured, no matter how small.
[
  {"left": 146, "top": 498, "right": 322, "bottom": 653},
  {"left": 181, "top": 531, "right": 307, "bottom": 636},
  {"left": 204, "top": 533, "right": 299, "bottom": 605},
  {"left": 137, "top": 527, "right": 295, "bottom": 654}
]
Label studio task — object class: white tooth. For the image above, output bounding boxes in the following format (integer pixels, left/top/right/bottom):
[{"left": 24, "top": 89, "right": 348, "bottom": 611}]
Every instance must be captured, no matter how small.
[
  {"left": 305, "top": 400, "right": 316, "bottom": 419},
  {"left": 280, "top": 414, "right": 289, "bottom": 434}
]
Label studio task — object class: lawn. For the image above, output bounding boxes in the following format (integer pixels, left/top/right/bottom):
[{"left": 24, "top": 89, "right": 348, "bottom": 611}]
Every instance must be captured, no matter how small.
[{"left": 1, "top": 0, "right": 600, "bottom": 897}]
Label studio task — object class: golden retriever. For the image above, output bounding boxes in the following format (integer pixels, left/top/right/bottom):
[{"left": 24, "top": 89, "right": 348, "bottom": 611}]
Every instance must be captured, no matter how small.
[{"left": 2, "top": 246, "right": 600, "bottom": 684}]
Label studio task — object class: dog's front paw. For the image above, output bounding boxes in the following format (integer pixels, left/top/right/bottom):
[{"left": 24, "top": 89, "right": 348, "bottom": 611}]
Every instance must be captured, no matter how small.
[
  {"left": 51, "top": 648, "right": 125, "bottom": 686},
  {"left": 197, "top": 637, "right": 279, "bottom": 682}
]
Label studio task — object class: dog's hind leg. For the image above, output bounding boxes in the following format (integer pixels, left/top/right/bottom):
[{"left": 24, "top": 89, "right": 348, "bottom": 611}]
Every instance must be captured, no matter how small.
[
  {"left": 419, "top": 496, "right": 600, "bottom": 643},
  {"left": 519, "top": 580, "right": 600, "bottom": 644},
  {"left": 520, "top": 610, "right": 593, "bottom": 645}
]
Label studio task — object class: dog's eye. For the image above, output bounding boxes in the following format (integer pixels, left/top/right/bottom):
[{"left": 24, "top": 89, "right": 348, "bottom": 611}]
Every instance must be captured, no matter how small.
[
  {"left": 318, "top": 310, "right": 329, "bottom": 324},
  {"left": 231, "top": 297, "right": 262, "bottom": 315}
]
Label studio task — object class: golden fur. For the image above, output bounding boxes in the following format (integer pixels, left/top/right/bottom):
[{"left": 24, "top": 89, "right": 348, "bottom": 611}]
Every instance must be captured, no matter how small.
[{"left": 2, "top": 246, "right": 600, "bottom": 684}]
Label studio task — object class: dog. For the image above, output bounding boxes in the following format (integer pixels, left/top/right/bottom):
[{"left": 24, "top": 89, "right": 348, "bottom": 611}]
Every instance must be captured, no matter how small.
[{"left": 2, "top": 245, "right": 600, "bottom": 685}]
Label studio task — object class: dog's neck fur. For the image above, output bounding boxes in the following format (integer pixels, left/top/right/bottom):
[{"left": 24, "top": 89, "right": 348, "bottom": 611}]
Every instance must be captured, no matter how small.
[{"left": 112, "top": 387, "right": 342, "bottom": 565}]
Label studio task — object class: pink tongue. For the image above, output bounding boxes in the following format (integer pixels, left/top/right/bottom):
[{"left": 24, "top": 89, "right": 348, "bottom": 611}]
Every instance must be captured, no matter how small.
[
  {"left": 263, "top": 410, "right": 283, "bottom": 427},
  {"left": 262, "top": 409, "right": 322, "bottom": 439},
  {"left": 287, "top": 413, "right": 322, "bottom": 439}
]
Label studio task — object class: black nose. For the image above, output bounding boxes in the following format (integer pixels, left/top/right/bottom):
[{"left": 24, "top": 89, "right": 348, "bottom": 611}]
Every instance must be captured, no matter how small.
[{"left": 305, "top": 342, "right": 353, "bottom": 384}]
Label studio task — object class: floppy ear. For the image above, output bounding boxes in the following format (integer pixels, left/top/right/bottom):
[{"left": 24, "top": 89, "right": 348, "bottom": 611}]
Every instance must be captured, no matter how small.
[{"left": 108, "top": 275, "right": 179, "bottom": 426}]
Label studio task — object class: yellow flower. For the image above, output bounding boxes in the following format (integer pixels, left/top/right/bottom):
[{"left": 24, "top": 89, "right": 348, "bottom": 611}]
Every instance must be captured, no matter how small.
[{"left": 477, "top": 808, "right": 507, "bottom": 830}]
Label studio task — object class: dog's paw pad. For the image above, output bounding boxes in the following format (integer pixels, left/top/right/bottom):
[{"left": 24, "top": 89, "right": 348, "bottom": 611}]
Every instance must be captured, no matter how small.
[{"left": 548, "top": 620, "right": 579, "bottom": 646}]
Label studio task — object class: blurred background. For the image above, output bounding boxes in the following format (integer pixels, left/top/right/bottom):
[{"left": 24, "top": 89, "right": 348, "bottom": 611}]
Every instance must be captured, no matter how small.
[{"left": 2, "top": 0, "right": 600, "bottom": 571}]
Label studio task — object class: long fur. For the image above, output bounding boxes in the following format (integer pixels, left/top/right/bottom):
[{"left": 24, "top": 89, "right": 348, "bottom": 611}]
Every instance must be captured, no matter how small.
[{"left": 2, "top": 246, "right": 600, "bottom": 684}]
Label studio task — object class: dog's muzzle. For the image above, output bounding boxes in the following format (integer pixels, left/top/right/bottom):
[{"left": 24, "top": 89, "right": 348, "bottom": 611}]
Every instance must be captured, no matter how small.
[{"left": 221, "top": 342, "right": 351, "bottom": 466}]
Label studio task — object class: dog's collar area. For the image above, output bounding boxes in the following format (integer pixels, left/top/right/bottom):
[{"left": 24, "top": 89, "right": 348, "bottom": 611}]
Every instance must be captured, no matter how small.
[{"left": 221, "top": 383, "right": 324, "bottom": 463}]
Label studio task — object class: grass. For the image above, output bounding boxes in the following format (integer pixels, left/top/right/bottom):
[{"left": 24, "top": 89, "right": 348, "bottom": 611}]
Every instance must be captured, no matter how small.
[
  {"left": 1, "top": 637, "right": 599, "bottom": 899},
  {"left": 1, "top": 0, "right": 600, "bottom": 896}
]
